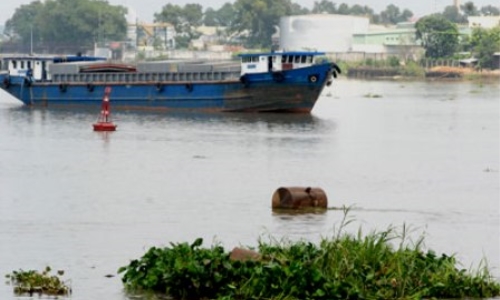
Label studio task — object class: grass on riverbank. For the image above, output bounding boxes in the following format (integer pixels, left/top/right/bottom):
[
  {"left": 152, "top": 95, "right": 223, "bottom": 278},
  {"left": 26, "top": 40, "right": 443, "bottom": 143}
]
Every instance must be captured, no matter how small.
[
  {"left": 118, "top": 209, "right": 500, "bottom": 300},
  {"left": 337, "top": 58, "right": 500, "bottom": 80},
  {"left": 336, "top": 59, "right": 425, "bottom": 79}
]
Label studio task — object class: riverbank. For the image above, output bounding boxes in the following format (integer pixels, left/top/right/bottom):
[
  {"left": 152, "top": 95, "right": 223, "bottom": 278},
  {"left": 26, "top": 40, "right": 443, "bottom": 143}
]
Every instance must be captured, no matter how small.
[{"left": 339, "top": 61, "right": 500, "bottom": 81}]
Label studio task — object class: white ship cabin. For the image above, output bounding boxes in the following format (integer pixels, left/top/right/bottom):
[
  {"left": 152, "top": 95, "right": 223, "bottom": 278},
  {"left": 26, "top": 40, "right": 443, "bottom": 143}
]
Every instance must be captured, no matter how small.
[
  {"left": 0, "top": 55, "right": 54, "bottom": 80},
  {"left": 239, "top": 51, "right": 326, "bottom": 75},
  {"left": 0, "top": 55, "right": 105, "bottom": 81}
]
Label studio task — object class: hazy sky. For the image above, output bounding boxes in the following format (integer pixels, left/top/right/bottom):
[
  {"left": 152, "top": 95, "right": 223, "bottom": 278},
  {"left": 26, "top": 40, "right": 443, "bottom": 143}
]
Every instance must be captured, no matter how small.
[{"left": 1, "top": 0, "right": 498, "bottom": 24}]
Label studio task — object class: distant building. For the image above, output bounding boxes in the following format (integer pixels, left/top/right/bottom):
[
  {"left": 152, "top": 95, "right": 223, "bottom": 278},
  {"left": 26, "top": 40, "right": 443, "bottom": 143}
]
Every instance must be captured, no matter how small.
[
  {"left": 493, "top": 52, "right": 500, "bottom": 69},
  {"left": 190, "top": 26, "right": 225, "bottom": 50},
  {"left": 351, "top": 23, "right": 421, "bottom": 57},
  {"left": 278, "top": 14, "right": 424, "bottom": 61},
  {"left": 279, "top": 14, "right": 370, "bottom": 52},
  {"left": 468, "top": 16, "right": 500, "bottom": 29},
  {"left": 135, "top": 22, "right": 175, "bottom": 50}
]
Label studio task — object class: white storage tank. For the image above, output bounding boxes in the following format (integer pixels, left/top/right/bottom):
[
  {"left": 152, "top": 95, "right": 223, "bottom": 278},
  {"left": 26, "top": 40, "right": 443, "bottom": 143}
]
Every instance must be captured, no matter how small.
[{"left": 279, "top": 14, "right": 369, "bottom": 52}]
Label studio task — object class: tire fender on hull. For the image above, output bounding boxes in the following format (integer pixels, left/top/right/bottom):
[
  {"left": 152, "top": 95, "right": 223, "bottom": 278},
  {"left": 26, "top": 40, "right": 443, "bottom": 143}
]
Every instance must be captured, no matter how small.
[
  {"left": 156, "top": 82, "right": 164, "bottom": 92},
  {"left": 272, "top": 72, "right": 285, "bottom": 82},
  {"left": 240, "top": 75, "right": 249, "bottom": 87},
  {"left": 87, "top": 83, "right": 94, "bottom": 92},
  {"left": 59, "top": 84, "right": 68, "bottom": 93},
  {"left": 2, "top": 77, "right": 11, "bottom": 89},
  {"left": 24, "top": 77, "right": 32, "bottom": 87},
  {"left": 308, "top": 74, "right": 319, "bottom": 83}
]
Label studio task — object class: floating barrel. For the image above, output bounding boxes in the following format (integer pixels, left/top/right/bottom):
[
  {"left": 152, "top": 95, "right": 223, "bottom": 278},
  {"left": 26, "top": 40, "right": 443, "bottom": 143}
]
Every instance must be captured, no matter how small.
[{"left": 272, "top": 187, "right": 327, "bottom": 209}]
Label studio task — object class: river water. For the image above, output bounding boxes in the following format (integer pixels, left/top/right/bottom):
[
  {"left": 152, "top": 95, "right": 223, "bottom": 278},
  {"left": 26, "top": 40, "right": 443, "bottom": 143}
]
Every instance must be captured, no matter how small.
[{"left": 0, "top": 78, "right": 499, "bottom": 299}]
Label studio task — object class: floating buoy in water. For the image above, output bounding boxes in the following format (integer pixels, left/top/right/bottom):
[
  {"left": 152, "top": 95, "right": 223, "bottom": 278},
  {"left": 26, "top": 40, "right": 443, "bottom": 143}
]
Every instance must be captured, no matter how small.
[{"left": 93, "top": 86, "right": 117, "bottom": 131}]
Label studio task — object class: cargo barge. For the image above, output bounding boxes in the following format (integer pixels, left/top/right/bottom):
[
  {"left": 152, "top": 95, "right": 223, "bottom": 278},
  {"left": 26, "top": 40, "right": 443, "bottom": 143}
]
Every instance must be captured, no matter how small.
[{"left": 0, "top": 51, "right": 340, "bottom": 113}]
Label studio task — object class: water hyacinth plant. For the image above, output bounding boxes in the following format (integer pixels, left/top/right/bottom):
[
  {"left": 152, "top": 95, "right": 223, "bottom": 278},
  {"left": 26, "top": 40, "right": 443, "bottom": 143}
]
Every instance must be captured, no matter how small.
[
  {"left": 5, "top": 266, "right": 71, "bottom": 296},
  {"left": 118, "top": 209, "right": 500, "bottom": 300}
]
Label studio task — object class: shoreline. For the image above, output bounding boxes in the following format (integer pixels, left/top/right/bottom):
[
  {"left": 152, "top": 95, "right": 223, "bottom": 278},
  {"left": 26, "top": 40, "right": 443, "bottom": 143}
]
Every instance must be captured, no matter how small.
[{"left": 344, "top": 65, "right": 500, "bottom": 81}]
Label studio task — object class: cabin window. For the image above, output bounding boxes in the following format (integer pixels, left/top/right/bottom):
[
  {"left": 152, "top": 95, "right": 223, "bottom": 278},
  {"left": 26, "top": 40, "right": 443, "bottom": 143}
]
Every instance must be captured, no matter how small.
[
  {"left": 12, "top": 61, "right": 17, "bottom": 69},
  {"left": 42, "top": 61, "right": 47, "bottom": 79},
  {"left": 301, "top": 56, "right": 307, "bottom": 63},
  {"left": 21, "top": 61, "right": 25, "bottom": 69},
  {"left": 281, "top": 56, "right": 287, "bottom": 63},
  {"left": 288, "top": 56, "right": 293, "bottom": 63},
  {"left": 27, "top": 61, "right": 32, "bottom": 69},
  {"left": 242, "top": 56, "right": 259, "bottom": 63},
  {"left": 306, "top": 56, "right": 313, "bottom": 63},
  {"left": 294, "top": 56, "right": 300, "bottom": 63}
]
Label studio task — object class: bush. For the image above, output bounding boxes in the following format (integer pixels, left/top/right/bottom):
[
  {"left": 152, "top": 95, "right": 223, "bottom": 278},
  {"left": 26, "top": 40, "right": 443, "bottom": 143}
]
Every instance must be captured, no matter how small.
[
  {"left": 387, "top": 56, "right": 400, "bottom": 67},
  {"left": 118, "top": 210, "right": 500, "bottom": 299},
  {"left": 5, "top": 266, "right": 71, "bottom": 296},
  {"left": 401, "top": 61, "right": 425, "bottom": 77}
]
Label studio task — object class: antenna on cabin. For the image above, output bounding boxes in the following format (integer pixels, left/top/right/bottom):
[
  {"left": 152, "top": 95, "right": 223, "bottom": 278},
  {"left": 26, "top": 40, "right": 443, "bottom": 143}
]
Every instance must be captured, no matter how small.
[{"left": 30, "top": 24, "right": 33, "bottom": 55}]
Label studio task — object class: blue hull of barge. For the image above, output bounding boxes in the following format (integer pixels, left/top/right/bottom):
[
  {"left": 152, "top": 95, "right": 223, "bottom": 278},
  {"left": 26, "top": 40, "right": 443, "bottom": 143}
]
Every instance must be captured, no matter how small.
[{"left": 0, "top": 63, "right": 334, "bottom": 113}]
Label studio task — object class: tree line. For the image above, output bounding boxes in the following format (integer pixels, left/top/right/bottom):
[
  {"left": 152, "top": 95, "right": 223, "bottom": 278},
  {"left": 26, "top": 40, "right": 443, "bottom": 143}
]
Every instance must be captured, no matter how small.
[
  {"left": 155, "top": 0, "right": 416, "bottom": 48},
  {"left": 415, "top": 1, "right": 500, "bottom": 68},
  {"left": 1, "top": 0, "right": 420, "bottom": 50},
  {"left": 2, "top": 0, "right": 499, "bottom": 68},
  {"left": 3, "top": 0, "right": 127, "bottom": 52},
  {"left": 416, "top": 14, "right": 500, "bottom": 68}
]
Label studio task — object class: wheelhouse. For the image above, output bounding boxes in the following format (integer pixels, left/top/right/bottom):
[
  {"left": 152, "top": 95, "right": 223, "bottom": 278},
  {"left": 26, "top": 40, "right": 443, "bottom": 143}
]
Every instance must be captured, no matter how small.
[
  {"left": 0, "top": 55, "right": 106, "bottom": 81},
  {"left": 239, "top": 51, "right": 326, "bottom": 75}
]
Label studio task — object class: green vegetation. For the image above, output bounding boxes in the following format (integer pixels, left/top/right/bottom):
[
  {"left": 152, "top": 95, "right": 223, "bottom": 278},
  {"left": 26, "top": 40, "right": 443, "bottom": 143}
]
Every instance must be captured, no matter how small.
[
  {"left": 416, "top": 15, "right": 459, "bottom": 59},
  {"left": 5, "top": 266, "right": 71, "bottom": 296},
  {"left": 3, "top": 0, "right": 498, "bottom": 51},
  {"left": 334, "top": 58, "right": 426, "bottom": 78},
  {"left": 230, "top": 0, "right": 294, "bottom": 49},
  {"left": 118, "top": 209, "right": 500, "bottom": 300},
  {"left": 4, "top": 0, "right": 127, "bottom": 52},
  {"left": 401, "top": 61, "right": 426, "bottom": 77},
  {"left": 439, "top": 1, "right": 498, "bottom": 23},
  {"left": 468, "top": 26, "right": 500, "bottom": 69},
  {"left": 154, "top": 3, "right": 203, "bottom": 49}
]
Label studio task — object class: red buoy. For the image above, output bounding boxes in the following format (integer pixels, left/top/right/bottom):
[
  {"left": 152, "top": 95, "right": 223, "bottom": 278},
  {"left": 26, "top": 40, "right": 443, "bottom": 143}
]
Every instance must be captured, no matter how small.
[{"left": 93, "top": 86, "right": 117, "bottom": 131}]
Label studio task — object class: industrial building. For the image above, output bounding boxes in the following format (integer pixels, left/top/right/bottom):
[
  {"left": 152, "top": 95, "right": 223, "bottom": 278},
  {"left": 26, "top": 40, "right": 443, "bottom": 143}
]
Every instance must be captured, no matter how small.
[
  {"left": 468, "top": 16, "right": 500, "bottom": 29},
  {"left": 279, "top": 14, "right": 369, "bottom": 52},
  {"left": 351, "top": 23, "right": 423, "bottom": 60}
]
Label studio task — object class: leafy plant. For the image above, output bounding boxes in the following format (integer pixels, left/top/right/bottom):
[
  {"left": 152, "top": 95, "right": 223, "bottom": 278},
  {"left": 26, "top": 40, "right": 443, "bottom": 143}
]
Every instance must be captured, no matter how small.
[
  {"left": 118, "top": 238, "right": 240, "bottom": 299},
  {"left": 119, "top": 208, "right": 500, "bottom": 299},
  {"left": 5, "top": 266, "right": 71, "bottom": 296},
  {"left": 469, "top": 26, "right": 500, "bottom": 69},
  {"left": 416, "top": 15, "right": 459, "bottom": 58},
  {"left": 401, "top": 61, "right": 425, "bottom": 77}
]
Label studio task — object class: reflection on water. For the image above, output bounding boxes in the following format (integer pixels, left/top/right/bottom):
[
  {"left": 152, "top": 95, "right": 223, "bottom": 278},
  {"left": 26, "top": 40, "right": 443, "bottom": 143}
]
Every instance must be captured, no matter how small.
[{"left": 0, "top": 79, "right": 498, "bottom": 300}]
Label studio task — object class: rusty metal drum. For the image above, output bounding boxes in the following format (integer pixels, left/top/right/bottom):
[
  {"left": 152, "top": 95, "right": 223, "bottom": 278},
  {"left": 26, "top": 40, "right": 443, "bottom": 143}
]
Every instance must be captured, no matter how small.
[{"left": 272, "top": 187, "right": 328, "bottom": 209}]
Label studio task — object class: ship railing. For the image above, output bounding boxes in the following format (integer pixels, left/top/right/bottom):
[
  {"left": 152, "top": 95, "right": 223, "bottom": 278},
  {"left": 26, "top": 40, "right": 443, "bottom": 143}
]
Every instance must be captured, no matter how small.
[{"left": 51, "top": 71, "right": 241, "bottom": 83}]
